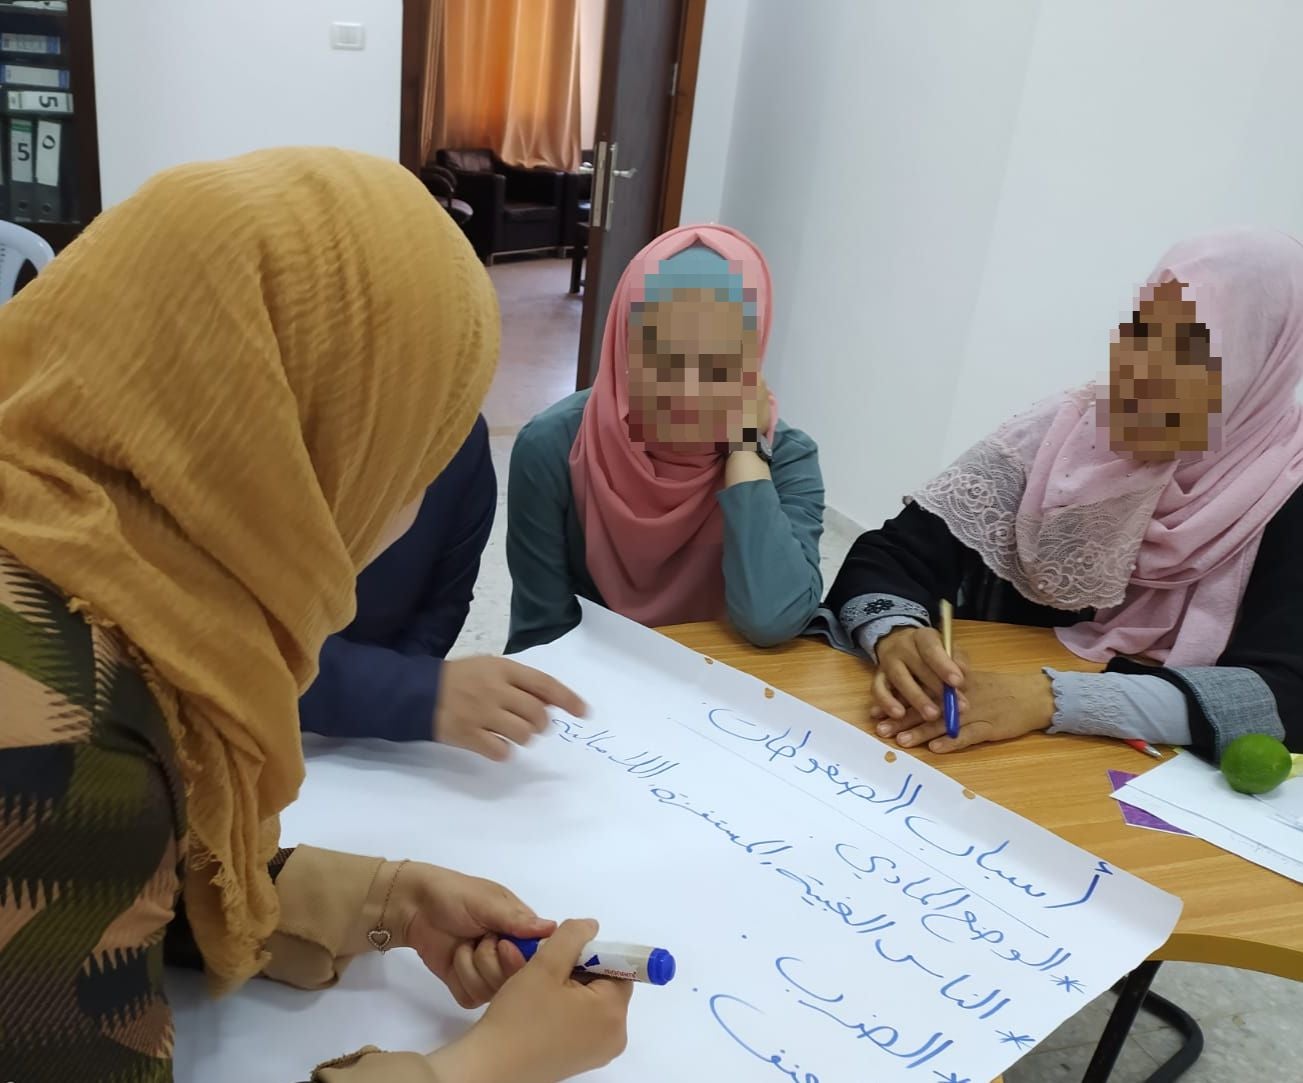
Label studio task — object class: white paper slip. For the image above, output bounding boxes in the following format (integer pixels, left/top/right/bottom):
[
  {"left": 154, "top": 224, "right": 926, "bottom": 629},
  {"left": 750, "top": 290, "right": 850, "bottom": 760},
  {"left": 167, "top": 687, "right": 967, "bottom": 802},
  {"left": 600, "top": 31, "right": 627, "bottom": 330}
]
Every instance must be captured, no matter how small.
[
  {"left": 1115, "top": 754, "right": 1303, "bottom": 884},
  {"left": 0, "top": 32, "right": 60, "bottom": 55},
  {"left": 171, "top": 602, "right": 1181, "bottom": 1083},
  {"left": 1, "top": 63, "right": 69, "bottom": 88},
  {"left": 1255, "top": 776, "right": 1303, "bottom": 829},
  {"left": 6, "top": 88, "right": 70, "bottom": 112}
]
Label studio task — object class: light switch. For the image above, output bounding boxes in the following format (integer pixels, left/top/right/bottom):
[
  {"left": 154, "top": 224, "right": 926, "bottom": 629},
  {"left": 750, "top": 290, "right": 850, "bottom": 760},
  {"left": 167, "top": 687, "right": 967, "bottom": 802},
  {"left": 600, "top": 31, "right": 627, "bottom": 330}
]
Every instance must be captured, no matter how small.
[{"left": 330, "top": 22, "right": 366, "bottom": 50}]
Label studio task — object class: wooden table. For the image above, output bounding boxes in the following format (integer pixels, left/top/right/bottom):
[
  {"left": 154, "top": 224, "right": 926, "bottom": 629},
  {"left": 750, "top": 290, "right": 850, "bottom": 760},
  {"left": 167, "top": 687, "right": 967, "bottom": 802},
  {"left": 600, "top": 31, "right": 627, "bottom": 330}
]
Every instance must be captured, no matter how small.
[{"left": 661, "top": 619, "right": 1303, "bottom": 1080}]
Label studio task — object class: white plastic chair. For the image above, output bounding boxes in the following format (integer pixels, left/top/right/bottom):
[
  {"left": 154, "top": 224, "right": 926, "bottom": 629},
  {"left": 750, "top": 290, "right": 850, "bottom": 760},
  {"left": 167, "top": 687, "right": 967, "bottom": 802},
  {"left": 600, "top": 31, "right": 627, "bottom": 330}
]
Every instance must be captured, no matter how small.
[{"left": 0, "top": 220, "right": 55, "bottom": 302}]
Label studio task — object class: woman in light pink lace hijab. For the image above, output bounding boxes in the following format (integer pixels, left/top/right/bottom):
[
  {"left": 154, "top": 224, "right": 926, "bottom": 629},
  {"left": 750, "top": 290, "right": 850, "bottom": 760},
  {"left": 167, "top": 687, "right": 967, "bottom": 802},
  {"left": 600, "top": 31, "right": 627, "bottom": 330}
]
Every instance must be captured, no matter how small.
[{"left": 821, "top": 229, "right": 1303, "bottom": 762}]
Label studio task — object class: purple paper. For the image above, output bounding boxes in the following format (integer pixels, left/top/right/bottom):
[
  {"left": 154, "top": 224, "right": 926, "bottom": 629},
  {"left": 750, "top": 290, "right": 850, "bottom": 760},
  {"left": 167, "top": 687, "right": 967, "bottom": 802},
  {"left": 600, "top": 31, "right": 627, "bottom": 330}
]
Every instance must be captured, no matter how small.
[{"left": 1108, "top": 770, "right": 1193, "bottom": 836}]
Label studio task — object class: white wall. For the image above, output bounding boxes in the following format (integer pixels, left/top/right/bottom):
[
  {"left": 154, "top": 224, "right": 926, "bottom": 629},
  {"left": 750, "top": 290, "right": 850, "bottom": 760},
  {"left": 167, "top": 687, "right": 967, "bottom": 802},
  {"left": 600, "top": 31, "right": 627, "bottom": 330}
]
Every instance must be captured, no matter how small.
[
  {"left": 690, "top": 0, "right": 1303, "bottom": 529},
  {"left": 679, "top": 0, "right": 750, "bottom": 224},
  {"left": 944, "top": 0, "right": 1303, "bottom": 461},
  {"left": 93, "top": 0, "right": 404, "bottom": 207},
  {"left": 712, "top": 0, "right": 1041, "bottom": 526}
]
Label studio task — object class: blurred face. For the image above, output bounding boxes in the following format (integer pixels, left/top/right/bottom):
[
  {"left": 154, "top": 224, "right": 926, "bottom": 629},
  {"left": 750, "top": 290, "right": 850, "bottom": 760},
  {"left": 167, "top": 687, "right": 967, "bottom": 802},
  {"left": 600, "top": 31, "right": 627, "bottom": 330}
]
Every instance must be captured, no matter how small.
[
  {"left": 627, "top": 288, "right": 758, "bottom": 450},
  {"left": 1108, "top": 279, "right": 1222, "bottom": 461}
]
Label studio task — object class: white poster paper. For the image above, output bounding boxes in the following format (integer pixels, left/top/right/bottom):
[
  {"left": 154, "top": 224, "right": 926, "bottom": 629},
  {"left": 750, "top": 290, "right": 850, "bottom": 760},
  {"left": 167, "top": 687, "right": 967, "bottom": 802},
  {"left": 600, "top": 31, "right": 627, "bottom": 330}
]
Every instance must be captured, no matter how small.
[{"left": 171, "top": 602, "right": 1181, "bottom": 1083}]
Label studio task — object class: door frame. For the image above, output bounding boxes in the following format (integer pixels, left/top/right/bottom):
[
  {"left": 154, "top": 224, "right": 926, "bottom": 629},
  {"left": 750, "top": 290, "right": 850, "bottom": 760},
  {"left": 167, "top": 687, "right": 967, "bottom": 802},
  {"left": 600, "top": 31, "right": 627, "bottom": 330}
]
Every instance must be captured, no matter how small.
[
  {"left": 658, "top": 0, "right": 707, "bottom": 232},
  {"left": 398, "top": 0, "right": 706, "bottom": 215},
  {"left": 399, "top": 0, "right": 433, "bottom": 175}
]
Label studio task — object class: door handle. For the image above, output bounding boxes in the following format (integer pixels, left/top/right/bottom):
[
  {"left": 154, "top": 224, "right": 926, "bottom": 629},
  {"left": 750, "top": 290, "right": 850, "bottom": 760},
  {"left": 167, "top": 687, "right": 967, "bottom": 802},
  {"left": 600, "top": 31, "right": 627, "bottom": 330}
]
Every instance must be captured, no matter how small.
[{"left": 603, "top": 143, "right": 636, "bottom": 229}]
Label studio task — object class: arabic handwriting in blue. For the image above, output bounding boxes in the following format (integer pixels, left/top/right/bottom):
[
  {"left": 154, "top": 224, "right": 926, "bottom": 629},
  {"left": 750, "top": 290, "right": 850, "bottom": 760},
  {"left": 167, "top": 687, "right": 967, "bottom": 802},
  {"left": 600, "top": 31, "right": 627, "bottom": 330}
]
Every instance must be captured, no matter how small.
[
  {"left": 873, "top": 937, "right": 946, "bottom": 980},
  {"left": 938, "top": 974, "right": 1011, "bottom": 1021},
  {"left": 903, "top": 816, "right": 1114, "bottom": 912},
  {"left": 776, "top": 956, "right": 955, "bottom": 1070},
  {"left": 650, "top": 787, "right": 794, "bottom": 858},
  {"left": 709, "top": 708, "right": 925, "bottom": 811},
  {"left": 774, "top": 867, "right": 898, "bottom": 934},
  {"left": 920, "top": 910, "right": 1006, "bottom": 946},
  {"left": 1045, "top": 861, "right": 1114, "bottom": 910},
  {"left": 709, "top": 994, "right": 825, "bottom": 1083},
  {"left": 550, "top": 717, "right": 680, "bottom": 781},
  {"left": 992, "top": 945, "right": 1073, "bottom": 973}
]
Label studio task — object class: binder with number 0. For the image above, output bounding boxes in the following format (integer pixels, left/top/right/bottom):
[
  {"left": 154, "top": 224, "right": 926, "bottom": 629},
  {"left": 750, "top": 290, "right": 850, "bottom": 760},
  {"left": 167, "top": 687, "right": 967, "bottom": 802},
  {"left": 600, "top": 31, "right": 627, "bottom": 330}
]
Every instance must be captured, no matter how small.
[
  {"left": 9, "top": 116, "right": 34, "bottom": 220},
  {"left": 34, "top": 116, "right": 60, "bottom": 221}
]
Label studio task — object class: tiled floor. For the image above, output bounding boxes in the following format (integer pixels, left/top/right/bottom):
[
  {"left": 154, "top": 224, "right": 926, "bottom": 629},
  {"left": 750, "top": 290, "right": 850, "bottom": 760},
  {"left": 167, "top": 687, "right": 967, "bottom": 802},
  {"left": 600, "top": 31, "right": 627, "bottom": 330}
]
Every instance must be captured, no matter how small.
[{"left": 461, "top": 258, "right": 1303, "bottom": 1082}]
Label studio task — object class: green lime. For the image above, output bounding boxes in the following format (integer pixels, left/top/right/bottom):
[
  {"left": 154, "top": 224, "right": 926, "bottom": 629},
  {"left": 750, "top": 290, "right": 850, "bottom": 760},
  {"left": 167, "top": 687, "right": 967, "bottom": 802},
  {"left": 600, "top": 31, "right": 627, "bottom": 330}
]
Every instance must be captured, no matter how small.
[{"left": 1220, "top": 734, "right": 1294, "bottom": 795}]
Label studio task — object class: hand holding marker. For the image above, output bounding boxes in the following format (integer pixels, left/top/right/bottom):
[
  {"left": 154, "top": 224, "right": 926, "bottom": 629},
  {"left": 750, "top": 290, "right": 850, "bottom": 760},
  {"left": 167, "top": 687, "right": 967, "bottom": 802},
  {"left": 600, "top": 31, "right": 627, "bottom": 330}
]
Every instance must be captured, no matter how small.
[{"left": 506, "top": 936, "right": 676, "bottom": 985}]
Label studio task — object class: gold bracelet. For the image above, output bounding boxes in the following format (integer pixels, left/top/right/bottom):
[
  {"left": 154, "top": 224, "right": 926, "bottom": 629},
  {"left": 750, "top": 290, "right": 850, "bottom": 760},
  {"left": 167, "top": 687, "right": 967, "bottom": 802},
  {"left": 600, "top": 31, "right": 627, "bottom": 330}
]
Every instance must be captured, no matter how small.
[{"left": 366, "top": 859, "right": 409, "bottom": 953}]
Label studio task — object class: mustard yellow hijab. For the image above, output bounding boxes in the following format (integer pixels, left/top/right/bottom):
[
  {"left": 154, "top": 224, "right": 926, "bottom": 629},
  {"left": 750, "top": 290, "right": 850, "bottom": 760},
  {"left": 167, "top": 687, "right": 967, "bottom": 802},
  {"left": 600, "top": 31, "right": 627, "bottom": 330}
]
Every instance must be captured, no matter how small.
[{"left": 0, "top": 148, "right": 499, "bottom": 986}]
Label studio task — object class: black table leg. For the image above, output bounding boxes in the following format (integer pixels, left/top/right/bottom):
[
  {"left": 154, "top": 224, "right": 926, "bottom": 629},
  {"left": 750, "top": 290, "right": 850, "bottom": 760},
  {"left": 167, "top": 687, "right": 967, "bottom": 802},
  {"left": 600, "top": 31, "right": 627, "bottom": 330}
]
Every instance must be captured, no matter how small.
[
  {"left": 1131, "top": 987, "right": 1204, "bottom": 1082},
  {"left": 1082, "top": 961, "right": 1162, "bottom": 1082},
  {"left": 1081, "top": 961, "right": 1204, "bottom": 1082}
]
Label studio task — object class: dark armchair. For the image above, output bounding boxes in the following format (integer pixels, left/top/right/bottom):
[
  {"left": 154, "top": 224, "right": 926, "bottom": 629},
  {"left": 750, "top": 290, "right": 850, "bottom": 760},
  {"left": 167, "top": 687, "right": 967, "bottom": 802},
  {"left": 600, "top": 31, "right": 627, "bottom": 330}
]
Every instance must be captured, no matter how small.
[
  {"left": 435, "top": 148, "right": 566, "bottom": 263},
  {"left": 419, "top": 164, "right": 473, "bottom": 230}
]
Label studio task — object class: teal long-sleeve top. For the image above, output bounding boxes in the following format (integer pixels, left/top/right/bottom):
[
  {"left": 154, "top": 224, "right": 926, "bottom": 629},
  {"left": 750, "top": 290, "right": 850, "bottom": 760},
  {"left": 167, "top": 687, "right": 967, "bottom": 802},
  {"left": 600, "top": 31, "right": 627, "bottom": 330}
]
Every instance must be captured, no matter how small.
[{"left": 506, "top": 390, "right": 825, "bottom": 653}]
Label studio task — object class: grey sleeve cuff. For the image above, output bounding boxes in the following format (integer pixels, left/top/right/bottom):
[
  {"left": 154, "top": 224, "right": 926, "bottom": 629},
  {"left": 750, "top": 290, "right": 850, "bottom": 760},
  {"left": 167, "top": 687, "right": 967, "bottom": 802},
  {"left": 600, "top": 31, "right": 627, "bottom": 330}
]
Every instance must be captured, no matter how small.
[
  {"left": 802, "top": 593, "right": 929, "bottom": 660},
  {"left": 1165, "top": 665, "right": 1286, "bottom": 761},
  {"left": 1045, "top": 669, "right": 1193, "bottom": 746},
  {"left": 855, "top": 616, "right": 928, "bottom": 665}
]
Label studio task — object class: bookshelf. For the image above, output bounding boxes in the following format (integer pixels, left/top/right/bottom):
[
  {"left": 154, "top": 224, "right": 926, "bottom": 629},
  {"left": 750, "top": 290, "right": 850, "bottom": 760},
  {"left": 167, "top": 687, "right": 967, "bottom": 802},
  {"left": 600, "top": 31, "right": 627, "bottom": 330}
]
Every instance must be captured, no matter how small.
[{"left": 0, "top": 0, "right": 100, "bottom": 252}]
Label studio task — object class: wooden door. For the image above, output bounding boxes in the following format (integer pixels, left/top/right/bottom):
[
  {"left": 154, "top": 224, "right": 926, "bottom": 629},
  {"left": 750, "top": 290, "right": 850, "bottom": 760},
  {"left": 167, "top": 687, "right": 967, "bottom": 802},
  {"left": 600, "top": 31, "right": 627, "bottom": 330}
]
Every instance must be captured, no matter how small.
[{"left": 574, "top": 0, "right": 685, "bottom": 389}]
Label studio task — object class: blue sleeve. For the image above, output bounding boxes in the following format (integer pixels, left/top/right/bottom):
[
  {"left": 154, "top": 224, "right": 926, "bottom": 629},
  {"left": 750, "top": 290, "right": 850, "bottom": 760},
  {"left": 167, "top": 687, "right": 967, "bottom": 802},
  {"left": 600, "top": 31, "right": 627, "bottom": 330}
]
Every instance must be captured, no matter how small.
[
  {"left": 505, "top": 414, "right": 582, "bottom": 654},
  {"left": 395, "top": 428, "right": 496, "bottom": 658},
  {"left": 299, "top": 636, "right": 440, "bottom": 743},
  {"left": 717, "top": 428, "right": 825, "bottom": 647}
]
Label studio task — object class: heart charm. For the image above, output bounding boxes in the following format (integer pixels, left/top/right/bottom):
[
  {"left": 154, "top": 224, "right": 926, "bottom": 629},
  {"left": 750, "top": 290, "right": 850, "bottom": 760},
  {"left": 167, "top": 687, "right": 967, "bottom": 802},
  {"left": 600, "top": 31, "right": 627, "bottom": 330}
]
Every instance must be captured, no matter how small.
[{"left": 367, "top": 928, "right": 392, "bottom": 952}]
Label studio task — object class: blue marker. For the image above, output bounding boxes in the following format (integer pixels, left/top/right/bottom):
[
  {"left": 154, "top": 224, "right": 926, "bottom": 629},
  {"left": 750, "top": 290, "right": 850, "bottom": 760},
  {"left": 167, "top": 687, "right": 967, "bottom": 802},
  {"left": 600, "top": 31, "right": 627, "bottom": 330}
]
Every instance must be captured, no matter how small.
[
  {"left": 505, "top": 936, "right": 677, "bottom": 985},
  {"left": 940, "top": 599, "right": 960, "bottom": 739}
]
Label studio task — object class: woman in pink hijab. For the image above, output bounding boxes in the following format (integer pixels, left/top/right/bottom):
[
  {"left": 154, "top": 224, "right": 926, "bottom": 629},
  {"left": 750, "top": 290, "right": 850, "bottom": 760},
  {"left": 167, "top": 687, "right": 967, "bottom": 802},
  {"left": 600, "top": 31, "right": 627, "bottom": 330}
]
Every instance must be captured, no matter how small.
[
  {"left": 819, "top": 229, "right": 1303, "bottom": 763},
  {"left": 506, "top": 225, "right": 824, "bottom": 652}
]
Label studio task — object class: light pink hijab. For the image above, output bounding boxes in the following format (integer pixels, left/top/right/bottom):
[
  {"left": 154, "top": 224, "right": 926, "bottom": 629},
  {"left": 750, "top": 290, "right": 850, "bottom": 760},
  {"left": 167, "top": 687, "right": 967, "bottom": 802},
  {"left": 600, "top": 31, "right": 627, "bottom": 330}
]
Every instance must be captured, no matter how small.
[
  {"left": 570, "top": 224, "right": 775, "bottom": 627},
  {"left": 914, "top": 229, "right": 1303, "bottom": 666}
]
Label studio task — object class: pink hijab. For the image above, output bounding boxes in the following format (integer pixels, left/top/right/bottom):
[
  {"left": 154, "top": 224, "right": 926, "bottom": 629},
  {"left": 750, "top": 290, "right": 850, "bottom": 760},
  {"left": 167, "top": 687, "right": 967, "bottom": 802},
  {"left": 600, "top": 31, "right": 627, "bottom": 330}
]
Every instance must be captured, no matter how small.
[
  {"left": 570, "top": 224, "right": 775, "bottom": 627},
  {"left": 913, "top": 229, "right": 1303, "bottom": 666}
]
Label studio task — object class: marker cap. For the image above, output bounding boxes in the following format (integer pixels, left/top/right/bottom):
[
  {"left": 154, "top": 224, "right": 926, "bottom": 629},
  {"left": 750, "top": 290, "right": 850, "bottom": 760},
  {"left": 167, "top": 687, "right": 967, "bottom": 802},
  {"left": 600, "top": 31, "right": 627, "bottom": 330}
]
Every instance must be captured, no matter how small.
[{"left": 646, "top": 947, "right": 676, "bottom": 985}]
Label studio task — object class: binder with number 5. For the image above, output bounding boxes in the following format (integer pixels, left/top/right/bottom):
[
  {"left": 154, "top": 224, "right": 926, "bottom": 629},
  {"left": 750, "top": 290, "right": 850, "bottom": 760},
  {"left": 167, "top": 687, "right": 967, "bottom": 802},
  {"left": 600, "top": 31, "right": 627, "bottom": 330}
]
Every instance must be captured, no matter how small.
[{"left": 9, "top": 117, "right": 35, "bottom": 221}]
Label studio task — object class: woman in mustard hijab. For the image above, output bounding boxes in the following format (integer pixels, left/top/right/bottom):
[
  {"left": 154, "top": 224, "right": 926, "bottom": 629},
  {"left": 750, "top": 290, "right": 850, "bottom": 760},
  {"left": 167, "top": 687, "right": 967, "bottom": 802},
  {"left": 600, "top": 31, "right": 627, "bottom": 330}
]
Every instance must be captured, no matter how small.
[{"left": 0, "top": 150, "right": 628, "bottom": 1082}]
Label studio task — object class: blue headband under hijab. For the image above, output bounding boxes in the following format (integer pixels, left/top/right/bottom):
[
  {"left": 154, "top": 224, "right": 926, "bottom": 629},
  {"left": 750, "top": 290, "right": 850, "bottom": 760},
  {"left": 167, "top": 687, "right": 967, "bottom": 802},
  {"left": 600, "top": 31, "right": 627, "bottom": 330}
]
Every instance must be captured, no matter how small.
[{"left": 639, "top": 244, "right": 756, "bottom": 326}]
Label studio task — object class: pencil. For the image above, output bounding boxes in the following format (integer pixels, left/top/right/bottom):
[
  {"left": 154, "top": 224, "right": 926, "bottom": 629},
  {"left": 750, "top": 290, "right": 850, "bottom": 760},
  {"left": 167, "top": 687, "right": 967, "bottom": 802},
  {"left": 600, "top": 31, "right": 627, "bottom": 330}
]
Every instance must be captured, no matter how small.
[
  {"left": 1125, "top": 738, "right": 1163, "bottom": 760},
  {"left": 939, "top": 600, "right": 960, "bottom": 739}
]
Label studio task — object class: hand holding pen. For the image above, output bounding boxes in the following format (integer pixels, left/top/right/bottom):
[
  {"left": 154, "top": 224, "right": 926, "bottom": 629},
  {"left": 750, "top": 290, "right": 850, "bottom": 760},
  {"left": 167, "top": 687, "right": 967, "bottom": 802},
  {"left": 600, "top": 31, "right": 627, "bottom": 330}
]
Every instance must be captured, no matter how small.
[{"left": 870, "top": 623, "right": 969, "bottom": 728}]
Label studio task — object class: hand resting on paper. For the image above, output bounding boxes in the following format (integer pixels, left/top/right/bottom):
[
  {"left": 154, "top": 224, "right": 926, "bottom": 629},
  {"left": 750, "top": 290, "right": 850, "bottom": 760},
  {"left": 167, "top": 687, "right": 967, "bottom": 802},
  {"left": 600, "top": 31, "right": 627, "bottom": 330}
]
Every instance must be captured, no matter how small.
[
  {"left": 874, "top": 667, "right": 1057, "bottom": 754},
  {"left": 436, "top": 656, "right": 587, "bottom": 761},
  {"left": 426, "top": 919, "right": 633, "bottom": 1083},
  {"left": 384, "top": 862, "right": 555, "bottom": 1006}
]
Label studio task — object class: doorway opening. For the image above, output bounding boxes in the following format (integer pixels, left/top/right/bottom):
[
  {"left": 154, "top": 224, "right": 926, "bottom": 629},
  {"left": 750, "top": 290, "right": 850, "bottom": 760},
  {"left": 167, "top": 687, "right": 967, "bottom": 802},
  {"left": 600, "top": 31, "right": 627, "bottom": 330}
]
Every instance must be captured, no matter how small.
[
  {"left": 401, "top": 0, "right": 705, "bottom": 420},
  {"left": 398, "top": 0, "right": 705, "bottom": 650}
]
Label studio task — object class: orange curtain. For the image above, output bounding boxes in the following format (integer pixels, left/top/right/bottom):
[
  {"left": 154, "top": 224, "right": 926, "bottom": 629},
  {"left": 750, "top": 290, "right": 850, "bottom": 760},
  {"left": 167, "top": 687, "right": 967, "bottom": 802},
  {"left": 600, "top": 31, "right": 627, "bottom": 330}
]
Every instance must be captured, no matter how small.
[{"left": 433, "top": 0, "right": 582, "bottom": 171}]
